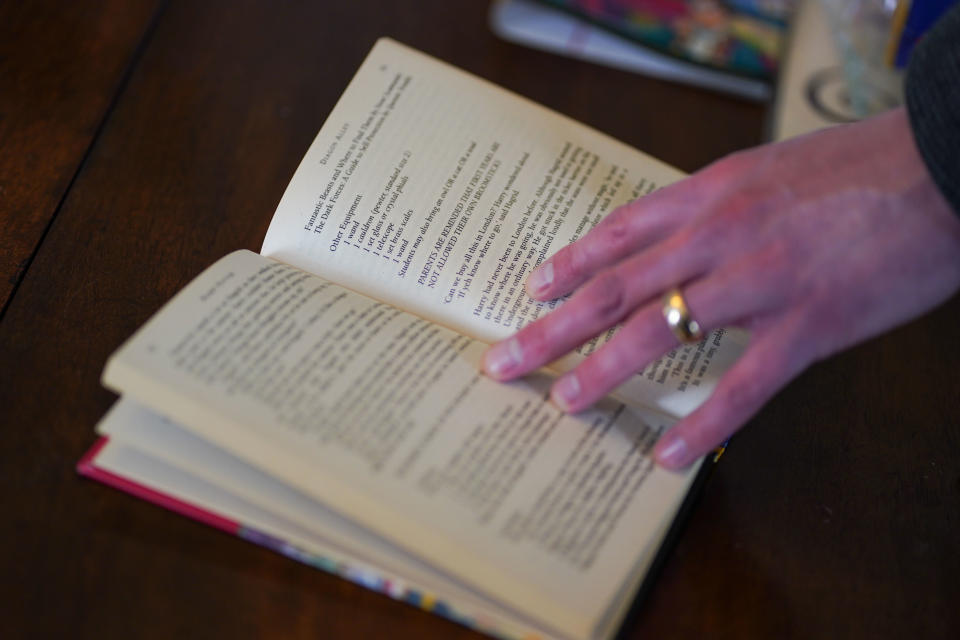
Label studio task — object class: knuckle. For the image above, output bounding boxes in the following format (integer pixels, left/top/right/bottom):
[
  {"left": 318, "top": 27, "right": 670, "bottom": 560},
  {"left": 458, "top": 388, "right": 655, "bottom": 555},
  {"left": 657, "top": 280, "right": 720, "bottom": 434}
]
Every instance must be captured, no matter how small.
[
  {"left": 717, "top": 190, "right": 767, "bottom": 228},
  {"left": 580, "top": 271, "right": 628, "bottom": 326},
  {"left": 699, "top": 149, "right": 753, "bottom": 186},
  {"left": 560, "top": 210, "right": 635, "bottom": 279},
  {"left": 696, "top": 187, "right": 776, "bottom": 249},
  {"left": 599, "top": 220, "right": 635, "bottom": 258},
  {"left": 581, "top": 345, "right": 632, "bottom": 392},
  {"left": 586, "top": 320, "right": 657, "bottom": 387},
  {"left": 601, "top": 333, "right": 642, "bottom": 376},
  {"left": 597, "top": 207, "right": 634, "bottom": 251}
]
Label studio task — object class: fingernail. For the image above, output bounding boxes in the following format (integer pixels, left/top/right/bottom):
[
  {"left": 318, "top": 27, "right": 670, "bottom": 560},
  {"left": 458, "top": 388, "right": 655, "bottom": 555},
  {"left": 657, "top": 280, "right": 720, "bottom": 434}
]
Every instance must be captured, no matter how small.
[
  {"left": 484, "top": 338, "right": 522, "bottom": 378},
  {"left": 656, "top": 432, "right": 688, "bottom": 468},
  {"left": 552, "top": 373, "right": 581, "bottom": 411},
  {"left": 527, "top": 262, "right": 554, "bottom": 297}
]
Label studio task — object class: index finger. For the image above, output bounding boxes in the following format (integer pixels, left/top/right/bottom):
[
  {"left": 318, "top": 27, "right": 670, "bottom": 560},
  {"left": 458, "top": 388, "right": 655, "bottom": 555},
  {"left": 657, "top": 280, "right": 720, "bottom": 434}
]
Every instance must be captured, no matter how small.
[{"left": 526, "top": 176, "right": 704, "bottom": 301}]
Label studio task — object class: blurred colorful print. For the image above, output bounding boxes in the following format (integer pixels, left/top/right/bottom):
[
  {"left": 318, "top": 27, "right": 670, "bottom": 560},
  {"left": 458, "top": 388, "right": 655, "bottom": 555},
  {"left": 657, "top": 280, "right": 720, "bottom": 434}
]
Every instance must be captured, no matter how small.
[{"left": 541, "top": 0, "right": 793, "bottom": 79}]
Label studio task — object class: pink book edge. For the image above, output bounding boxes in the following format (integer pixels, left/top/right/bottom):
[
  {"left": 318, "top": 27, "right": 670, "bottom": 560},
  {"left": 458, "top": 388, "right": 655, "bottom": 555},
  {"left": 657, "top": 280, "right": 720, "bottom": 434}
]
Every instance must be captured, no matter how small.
[
  {"left": 75, "top": 437, "right": 524, "bottom": 638},
  {"left": 76, "top": 436, "right": 239, "bottom": 534}
]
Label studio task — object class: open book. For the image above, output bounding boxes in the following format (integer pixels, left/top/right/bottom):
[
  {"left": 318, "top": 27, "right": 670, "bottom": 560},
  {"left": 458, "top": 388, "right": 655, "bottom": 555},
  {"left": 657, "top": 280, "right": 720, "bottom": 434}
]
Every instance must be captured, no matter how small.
[{"left": 79, "top": 39, "right": 746, "bottom": 640}]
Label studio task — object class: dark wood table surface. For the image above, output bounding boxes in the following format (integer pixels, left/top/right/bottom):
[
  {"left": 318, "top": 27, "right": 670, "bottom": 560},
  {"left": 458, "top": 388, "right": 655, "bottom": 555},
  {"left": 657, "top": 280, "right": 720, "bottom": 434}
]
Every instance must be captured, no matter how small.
[{"left": 2, "top": 1, "right": 957, "bottom": 638}]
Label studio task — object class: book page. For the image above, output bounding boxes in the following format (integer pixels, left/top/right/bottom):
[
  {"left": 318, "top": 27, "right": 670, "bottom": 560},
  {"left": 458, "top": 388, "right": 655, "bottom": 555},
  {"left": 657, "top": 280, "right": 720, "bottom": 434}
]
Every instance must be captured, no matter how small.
[
  {"left": 104, "top": 250, "right": 700, "bottom": 639},
  {"left": 93, "top": 402, "right": 549, "bottom": 640},
  {"left": 261, "top": 38, "right": 745, "bottom": 419}
]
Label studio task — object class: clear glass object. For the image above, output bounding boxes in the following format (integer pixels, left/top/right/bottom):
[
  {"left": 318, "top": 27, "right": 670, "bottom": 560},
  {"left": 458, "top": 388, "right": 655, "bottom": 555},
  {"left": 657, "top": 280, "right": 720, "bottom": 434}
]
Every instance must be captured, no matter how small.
[{"left": 820, "top": 0, "right": 905, "bottom": 118}]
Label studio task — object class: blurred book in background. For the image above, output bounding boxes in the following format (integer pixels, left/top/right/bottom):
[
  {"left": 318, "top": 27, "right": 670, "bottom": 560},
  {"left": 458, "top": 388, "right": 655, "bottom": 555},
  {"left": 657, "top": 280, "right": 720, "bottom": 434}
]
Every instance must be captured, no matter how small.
[{"left": 490, "top": 0, "right": 795, "bottom": 101}]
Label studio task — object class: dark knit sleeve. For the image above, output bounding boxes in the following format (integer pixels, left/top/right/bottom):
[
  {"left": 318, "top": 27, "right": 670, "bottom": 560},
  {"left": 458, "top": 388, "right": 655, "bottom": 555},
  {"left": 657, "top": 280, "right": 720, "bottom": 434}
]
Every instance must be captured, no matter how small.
[{"left": 905, "top": 5, "right": 960, "bottom": 216}]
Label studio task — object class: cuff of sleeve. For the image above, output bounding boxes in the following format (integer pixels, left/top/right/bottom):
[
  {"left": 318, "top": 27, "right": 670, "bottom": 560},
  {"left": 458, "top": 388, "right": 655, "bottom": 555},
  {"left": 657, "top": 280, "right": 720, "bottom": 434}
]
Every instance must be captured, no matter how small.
[{"left": 905, "top": 5, "right": 960, "bottom": 217}]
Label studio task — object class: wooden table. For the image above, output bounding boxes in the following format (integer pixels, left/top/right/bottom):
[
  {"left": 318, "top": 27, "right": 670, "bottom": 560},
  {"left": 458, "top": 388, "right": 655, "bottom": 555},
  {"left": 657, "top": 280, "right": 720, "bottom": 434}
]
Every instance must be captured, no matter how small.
[{"left": 2, "top": 2, "right": 957, "bottom": 638}]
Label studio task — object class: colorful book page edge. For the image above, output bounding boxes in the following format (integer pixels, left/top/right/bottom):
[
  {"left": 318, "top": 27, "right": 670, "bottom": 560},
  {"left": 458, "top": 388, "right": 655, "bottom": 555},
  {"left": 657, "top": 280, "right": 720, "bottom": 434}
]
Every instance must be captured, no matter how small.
[{"left": 76, "top": 437, "right": 539, "bottom": 640}]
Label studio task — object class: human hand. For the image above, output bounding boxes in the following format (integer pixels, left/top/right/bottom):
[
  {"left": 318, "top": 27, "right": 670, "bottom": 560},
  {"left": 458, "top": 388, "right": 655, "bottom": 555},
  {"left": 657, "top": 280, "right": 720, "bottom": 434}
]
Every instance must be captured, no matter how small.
[{"left": 482, "top": 107, "right": 960, "bottom": 469}]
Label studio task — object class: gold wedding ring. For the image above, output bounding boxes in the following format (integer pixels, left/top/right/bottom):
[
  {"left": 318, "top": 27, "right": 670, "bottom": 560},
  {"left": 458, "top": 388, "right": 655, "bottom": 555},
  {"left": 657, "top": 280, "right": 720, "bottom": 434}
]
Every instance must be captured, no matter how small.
[{"left": 662, "top": 288, "right": 703, "bottom": 344}]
